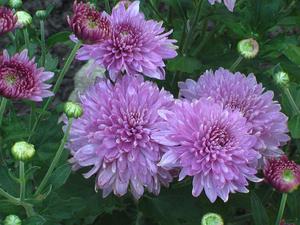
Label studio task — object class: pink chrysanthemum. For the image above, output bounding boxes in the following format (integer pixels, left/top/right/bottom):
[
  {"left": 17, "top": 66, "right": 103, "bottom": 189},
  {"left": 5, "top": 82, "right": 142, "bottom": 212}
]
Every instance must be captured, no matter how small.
[
  {"left": 179, "top": 68, "right": 289, "bottom": 163},
  {"left": 264, "top": 156, "right": 300, "bottom": 193},
  {"left": 76, "top": 1, "right": 177, "bottom": 80},
  {"left": 0, "top": 50, "right": 54, "bottom": 101},
  {"left": 0, "top": 7, "right": 17, "bottom": 36},
  {"left": 155, "top": 98, "right": 261, "bottom": 202},
  {"left": 66, "top": 75, "right": 174, "bottom": 199},
  {"left": 208, "top": 0, "right": 236, "bottom": 12},
  {"left": 67, "top": 1, "right": 111, "bottom": 44}
]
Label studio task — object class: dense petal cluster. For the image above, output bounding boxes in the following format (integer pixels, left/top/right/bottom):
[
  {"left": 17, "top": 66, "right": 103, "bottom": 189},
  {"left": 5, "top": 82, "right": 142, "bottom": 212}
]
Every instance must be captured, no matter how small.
[
  {"left": 264, "top": 156, "right": 300, "bottom": 193},
  {"left": 68, "top": 1, "right": 111, "bottom": 44},
  {"left": 208, "top": 0, "right": 236, "bottom": 12},
  {"left": 179, "top": 68, "right": 289, "bottom": 162},
  {"left": 67, "top": 75, "right": 174, "bottom": 199},
  {"left": 76, "top": 1, "right": 177, "bottom": 80},
  {"left": 0, "top": 7, "right": 17, "bottom": 36},
  {"left": 0, "top": 50, "right": 54, "bottom": 101},
  {"left": 155, "top": 98, "right": 261, "bottom": 202}
]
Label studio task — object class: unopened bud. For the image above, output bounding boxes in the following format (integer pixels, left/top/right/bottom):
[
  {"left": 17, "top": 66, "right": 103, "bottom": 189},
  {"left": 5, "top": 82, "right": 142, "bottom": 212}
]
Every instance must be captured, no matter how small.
[
  {"left": 11, "top": 141, "right": 35, "bottom": 161},
  {"left": 16, "top": 11, "right": 32, "bottom": 28},
  {"left": 8, "top": 0, "right": 23, "bottom": 9},
  {"left": 64, "top": 101, "right": 83, "bottom": 119},
  {"left": 201, "top": 213, "right": 224, "bottom": 225},
  {"left": 35, "top": 10, "right": 47, "bottom": 20},
  {"left": 274, "top": 71, "right": 289, "bottom": 87},
  {"left": 237, "top": 38, "right": 259, "bottom": 59},
  {"left": 4, "top": 215, "right": 22, "bottom": 225}
]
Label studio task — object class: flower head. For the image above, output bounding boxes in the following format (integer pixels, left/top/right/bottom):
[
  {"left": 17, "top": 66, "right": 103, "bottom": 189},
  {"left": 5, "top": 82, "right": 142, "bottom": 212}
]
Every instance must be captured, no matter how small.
[
  {"left": 0, "top": 49, "right": 54, "bottom": 101},
  {"left": 8, "top": 0, "right": 23, "bottom": 9},
  {"left": 178, "top": 68, "right": 289, "bottom": 163},
  {"left": 275, "top": 71, "right": 289, "bottom": 87},
  {"left": 3, "top": 215, "right": 22, "bottom": 225},
  {"left": 264, "top": 156, "right": 300, "bottom": 193},
  {"left": 238, "top": 38, "right": 259, "bottom": 59},
  {"left": 201, "top": 213, "right": 224, "bottom": 225},
  {"left": 66, "top": 75, "right": 174, "bottom": 199},
  {"left": 68, "top": 1, "right": 111, "bottom": 44},
  {"left": 64, "top": 101, "right": 83, "bottom": 119},
  {"left": 11, "top": 141, "right": 35, "bottom": 161},
  {"left": 156, "top": 98, "right": 261, "bottom": 202},
  {"left": 0, "top": 7, "right": 17, "bottom": 36},
  {"left": 77, "top": 1, "right": 177, "bottom": 80},
  {"left": 208, "top": 0, "right": 236, "bottom": 12},
  {"left": 16, "top": 11, "right": 32, "bottom": 28}
]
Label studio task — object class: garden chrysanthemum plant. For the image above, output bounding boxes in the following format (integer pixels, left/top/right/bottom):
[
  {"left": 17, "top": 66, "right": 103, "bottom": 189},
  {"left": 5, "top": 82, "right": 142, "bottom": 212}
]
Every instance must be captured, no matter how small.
[{"left": 0, "top": 0, "right": 299, "bottom": 225}]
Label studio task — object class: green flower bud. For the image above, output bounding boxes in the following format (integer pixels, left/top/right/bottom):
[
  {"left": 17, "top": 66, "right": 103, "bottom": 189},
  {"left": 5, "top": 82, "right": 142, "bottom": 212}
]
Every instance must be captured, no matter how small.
[
  {"left": 274, "top": 71, "right": 289, "bottom": 87},
  {"left": 8, "top": 0, "right": 22, "bottom": 9},
  {"left": 201, "top": 213, "right": 224, "bottom": 225},
  {"left": 64, "top": 102, "right": 83, "bottom": 119},
  {"left": 237, "top": 38, "right": 259, "bottom": 59},
  {"left": 11, "top": 141, "right": 35, "bottom": 161},
  {"left": 16, "top": 11, "right": 32, "bottom": 28},
  {"left": 35, "top": 10, "right": 47, "bottom": 20},
  {"left": 3, "top": 215, "right": 22, "bottom": 225}
]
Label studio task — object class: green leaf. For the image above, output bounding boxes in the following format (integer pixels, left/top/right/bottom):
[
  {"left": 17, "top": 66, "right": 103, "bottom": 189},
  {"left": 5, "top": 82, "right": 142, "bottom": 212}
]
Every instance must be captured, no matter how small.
[
  {"left": 46, "top": 31, "right": 72, "bottom": 48},
  {"left": 250, "top": 192, "right": 270, "bottom": 225},
  {"left": 288, "top": 115, "right": 300, "bottom": 139},
  {"left": 283, "top": 44, "right": 300, "bottom": 66},
  {"left": 44, "top": 53, "right": 58, "bottom": 72},
  {"left": 23, "top": 215, "right": 46, "bottom": 225},
  {"left": 49, "top": 163, "right": 72, "bottom": 190},
  {"left": 167, "top": 56, "right": 201, "bottom": 74}
]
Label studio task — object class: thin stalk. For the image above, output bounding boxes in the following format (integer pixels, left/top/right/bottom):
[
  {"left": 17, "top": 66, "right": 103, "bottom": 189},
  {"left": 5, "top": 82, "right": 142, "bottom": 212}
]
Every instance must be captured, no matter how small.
[
  {"left": 19, "top": 161, "right": 26, "bottom": 200},
  {"left": 34, "top": 118, "right": 74, "bottom": 196},
  {"left": 275, "top": 193, "right": 288, "bottom": 225},
  {"left": 8, "top": 32, "right": 16, "bottom": 43},
  {"left": 0, "top": 98, "right": 8, "bottom": 127},
  {"left": 40, "top": 20, "right": 46, "bottom": 67},
  {"left": 28, "top": 41, "right": 82, "bottom": 141},
  {"left": 283, "top": 87, "right": 300, "bottom": 115},
  {"left": 230, "top": 55, "right": 243, "bottom": 71},
  {"left": 0, "top": 187, "right": 20, "bottom": 205},
  {"left": 23, "top": 28, "right": 30, "bottom": 51}
]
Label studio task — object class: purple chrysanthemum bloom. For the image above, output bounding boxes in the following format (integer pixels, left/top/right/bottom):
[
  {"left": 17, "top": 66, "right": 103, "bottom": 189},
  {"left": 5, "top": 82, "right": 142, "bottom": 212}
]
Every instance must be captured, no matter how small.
[
  {"left": 67, "top": 1, "right": 111, "bottom": 44},
  {"left": 155, "top": 98, "right": 261, "bottom": 202},
  {"left": 179, "top": 68, "right": 289, "bottom": 163},
  {"left": 208, "top": 0, "right": 236, "bottom": 12},
  {"left": 76, "top": 1, "right": 177, "bottom": 80},
  {"left": 0, "top": 49, "right": 54, "bottom": 101},
  {"left": 66, "top": 75, "right": 174, "bottom": 199},
  {"left": 0, "top": 7, "right": 17, "bottom": 36},
  {"left": 264, "top": 156, "right": 300, "bottom": 193}
]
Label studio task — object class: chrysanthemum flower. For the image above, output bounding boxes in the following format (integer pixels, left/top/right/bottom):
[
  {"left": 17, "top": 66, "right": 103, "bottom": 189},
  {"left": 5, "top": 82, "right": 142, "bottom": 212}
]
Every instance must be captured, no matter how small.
[
  {"left": 208, "top": 0, "right": 236, "bottom": 12},
  {"left": 155, "top": 98, "right": 261, "bottom": 202},
  {"left": 66, "top": 75, "right": 174, "bottom": 199},
  {"left": 77, "top": 1, "right": 177, "bottom": 80},
  {"left": 264, "top": 156, "right": 300, "bottom": 193},
  {"left": 0, "top": 50, "right": 54, "bottom": 101},
  {"left": 0, "top": 7, "right": 17, "bottom": 36},
  {"left": 280, "top": 220, "right": 295, "bottom": 225},
  {"left": 179, "top": 68, "right": 289, "bottom": 163},
  {"left": 68, "top": 1, "right": 111, "bottom": 44}
]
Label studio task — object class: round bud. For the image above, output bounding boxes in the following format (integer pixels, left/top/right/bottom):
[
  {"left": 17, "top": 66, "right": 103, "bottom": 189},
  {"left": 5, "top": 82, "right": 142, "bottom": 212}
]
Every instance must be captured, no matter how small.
[
  {"left": 11, "top": 141, "right": 35, "bottom": 161},
  {"left": 3, "top": 215, "right": 22, "bottom": 225},
  {"left": 201, "top": 213, "right": 224, "bottom": 225},
  {"left": 8, "top": 0, "right": 22, "bottom": 9},
  {"left": 35, "top": 10, "right": 47, "bottom": 20},
  {"left": 237, "top": 38, "right": 259, "bottom": 59},
  {"left": 16, "top": 11, "right": 32, "bottom": 28},
  {"left": 274, "top": 71, "right": 289, "bottom": 87},
  {"left": 64, "top": 102, "right": 83, "bottom": 119}
]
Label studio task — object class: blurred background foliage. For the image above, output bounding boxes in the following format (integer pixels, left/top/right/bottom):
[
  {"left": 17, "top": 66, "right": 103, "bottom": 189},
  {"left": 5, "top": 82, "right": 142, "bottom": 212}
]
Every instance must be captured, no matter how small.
[{"left": 0, "top": 0, "right": 300, "bottom": 224}]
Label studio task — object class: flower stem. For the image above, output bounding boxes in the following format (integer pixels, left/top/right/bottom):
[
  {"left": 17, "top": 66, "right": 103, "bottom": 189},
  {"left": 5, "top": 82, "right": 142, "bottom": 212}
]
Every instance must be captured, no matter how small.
[
  {"left": 23, "top": 28, "right": 30, "bottom": 51},
  {"left": 0, "top": 98, "right": 8, "bottom": 127},
  {"left": 19, "top": 161, "right": 26, "bottom": 201},
  {"left": 34, "top": 118, "right": 73, "bottom": 196},
  {"left": 275, "top": 193, "right": 288, "bottom": 225},
  {"left": 0, "top": 187, "right": 20, "bottom": 205},
  {"left": 28, "top": 41, "right": 81, "bottom": 141},
  {"left": 230, "top": 55, "right": 243, "bottom": 71},
  {"left": 283, "top": 87, "right": 300, "bottom": 115},
  {"left": 40, "top": 20, "right": 46, "bottom": 67}
]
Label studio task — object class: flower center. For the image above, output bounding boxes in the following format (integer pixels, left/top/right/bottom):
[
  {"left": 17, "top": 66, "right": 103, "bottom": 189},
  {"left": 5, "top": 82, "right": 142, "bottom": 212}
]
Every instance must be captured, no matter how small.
[
  {"left": 4, "top": 73, "right": 17, "bottom": 86},
  {"left": 204, "top": 125, "right": 229, "bottom": 150},
  {"left": 282, "top": 169, "right": 294, "bottom": 183}
]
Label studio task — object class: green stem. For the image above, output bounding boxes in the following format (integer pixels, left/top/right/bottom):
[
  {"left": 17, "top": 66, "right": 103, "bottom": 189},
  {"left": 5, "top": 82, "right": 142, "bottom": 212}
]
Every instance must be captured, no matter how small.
[
  {"left": 40, "top": 20, "right": 46, "bottom": 67},
  {"left": 230, "top": 55, "right": 243, "bottom": 71},
  {"left": 19, "top": 161, "right": 26, "bottom": 200},
  {"left": 283, "top": 87, "right": 300, "bottom": 115},
  {"left": 8, "top": 32, "right": 16, "bottom": 43},
  {"left": 275, "top": 193, "right": 288, "bottom": 225},
  {"left": 23, "top": 28, "right": 30, "bottom": 51},
  {"left": 182, "top": 0, "right": 204, "bottom": 54},
  {"left": 28, "top": 41, "right": 81, "bottom": 141},
  {"left": 0, "top": 98, "right": 8, "bottom": 127},
  {"left": 34, "top": 118, "right": 74, "bottom": 196},
  {"left": 0, "top": 187, "right": 20, "bottom": 205}
]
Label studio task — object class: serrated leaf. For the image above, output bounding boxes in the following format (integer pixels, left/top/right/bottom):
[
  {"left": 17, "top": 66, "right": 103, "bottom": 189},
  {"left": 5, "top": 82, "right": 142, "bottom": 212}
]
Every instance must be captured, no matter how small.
[
  {"left": 288, "top": 115, "right": 300, "bottom": 139},
  {"left": 167, "top": 56, "right": 201, "bottom": 74},
  {"left": 283, "top": 44, "right": 300, "bottom": 66},
  {"left": 49, "top": 163, "right": 72, "bottom": 190},
  {"left": 46, "top": 31, "right": 72, "bottom": 48},
  {"left": 250, "top": 192, "right": 270, "bottom": 225}
]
